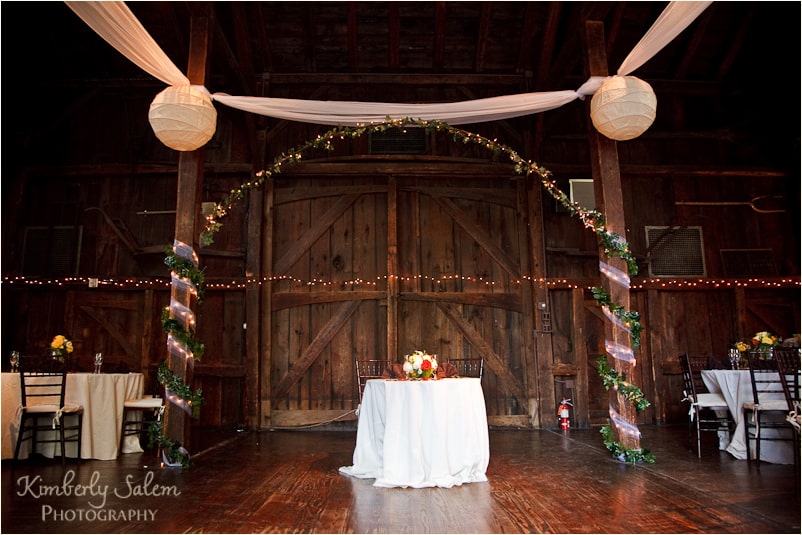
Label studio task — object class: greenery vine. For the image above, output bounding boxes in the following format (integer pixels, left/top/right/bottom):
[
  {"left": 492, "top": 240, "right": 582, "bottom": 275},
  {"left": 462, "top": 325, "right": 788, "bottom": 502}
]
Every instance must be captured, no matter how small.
[
  {"left": 596, "top": 356, "right": 651, "bottom": 412},
  {"left": 591, "top": 286, "right": 643, "bottom": 348},
  {"left": 150, "top": 356, "right": 206, "bottom": 467},
  {"left": 196, "top": 117, "right": 648, "bottom": 463},
  {"left": 600, "top": 424, "right": 655, "bottom": 464},
  {"left": 199, "top": 117, "right": 638, "bottom": 277},
  {"left": 148, "top": 419, "right": 191, "bottom": 467},
  {"left": 157, "top": 361, "right": 205, "bottom": 418},
  {"left": 164, "top": 248, "right": 206, "bottom": 303},
  {"left": 161, "top": 307, "right": 205, "bottom": 360}
]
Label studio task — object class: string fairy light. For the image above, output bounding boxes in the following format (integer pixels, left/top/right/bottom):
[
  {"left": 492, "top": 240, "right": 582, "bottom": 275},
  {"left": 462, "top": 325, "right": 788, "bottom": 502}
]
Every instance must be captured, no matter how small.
[{"left": 2, "top": 274, "right": 797, "bottom": 291}]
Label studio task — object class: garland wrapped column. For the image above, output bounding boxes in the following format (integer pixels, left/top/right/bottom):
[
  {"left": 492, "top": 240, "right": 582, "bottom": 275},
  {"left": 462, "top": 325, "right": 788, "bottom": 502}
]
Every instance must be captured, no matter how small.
[
  {"left": 585, "top": 20, "right": 649, "bottom": 461},
  {"left": 162, "top": 11, "right": 211, "bottom": 460}
]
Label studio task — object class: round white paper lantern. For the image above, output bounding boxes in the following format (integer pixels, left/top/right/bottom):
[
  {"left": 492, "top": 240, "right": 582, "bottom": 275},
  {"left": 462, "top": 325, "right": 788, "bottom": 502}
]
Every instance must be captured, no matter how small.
[
  {"left": 590, "top": 75, "right": 657, "bottom": 141},
  {"left": 148, "top": 85, "right": 217, "bottom": 151}
]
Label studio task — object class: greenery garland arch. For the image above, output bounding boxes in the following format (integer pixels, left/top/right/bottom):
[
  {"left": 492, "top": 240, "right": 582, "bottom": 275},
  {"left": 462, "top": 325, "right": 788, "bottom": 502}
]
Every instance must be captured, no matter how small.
[{"left": 193, "top": 116, "right": 652, "bottom": 462}]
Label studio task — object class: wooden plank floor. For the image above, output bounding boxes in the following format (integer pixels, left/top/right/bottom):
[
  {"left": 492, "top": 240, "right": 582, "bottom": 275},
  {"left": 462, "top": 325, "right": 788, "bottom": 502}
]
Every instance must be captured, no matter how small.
[{"left": 2, "top": 424, "right": 799, "bottom": 533}]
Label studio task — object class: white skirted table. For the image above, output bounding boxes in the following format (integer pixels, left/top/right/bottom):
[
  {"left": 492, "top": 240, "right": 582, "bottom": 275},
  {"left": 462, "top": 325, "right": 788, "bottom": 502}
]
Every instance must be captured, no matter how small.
[
  {"left": 2, "top": 372, "right": 145, "bottom": 461},
  {"left": 339, "top": 377, "right": 489, "bottom": 488},
  {"left": 701, "top": 369, "right": 794, "bottom": 464}
]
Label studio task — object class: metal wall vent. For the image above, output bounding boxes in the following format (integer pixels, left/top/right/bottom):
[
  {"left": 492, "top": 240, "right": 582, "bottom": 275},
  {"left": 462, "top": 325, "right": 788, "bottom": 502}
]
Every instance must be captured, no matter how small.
[
  {"left": 645, "top": 226, "right": 706, "bottom": 277},
  {"left": 720, "top": 249, "right": 777, "bottom": 277},
  {"left": 369, "top": 127, "right": 428, "bottom": 154}
]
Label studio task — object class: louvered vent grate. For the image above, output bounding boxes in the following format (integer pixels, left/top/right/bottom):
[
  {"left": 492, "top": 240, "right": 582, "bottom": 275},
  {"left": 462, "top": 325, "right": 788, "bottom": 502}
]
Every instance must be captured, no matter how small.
[
  {"left": 720, "top": 249, "right": 777, "bottom": 277},
  {"left": 369, "top": 127, "right": 427, "bottom": 154},
  {"left": 646, "top": 226, "right": 706, "bottom": 277}
]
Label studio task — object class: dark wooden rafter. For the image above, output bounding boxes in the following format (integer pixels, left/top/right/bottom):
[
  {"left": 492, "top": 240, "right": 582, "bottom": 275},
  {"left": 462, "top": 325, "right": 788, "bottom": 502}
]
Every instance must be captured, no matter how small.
[
  {"left": 674, "top": 5, "right": 713, "bottom": 79},
  {"left": 713, "top": 6, "right": 755, "bottom": 81},
  {"left": 222, "top": 4, "right": 260, "bottom": 169},
  {"left": 252, "top": 3, "right": 273, "bottom": 73},
  {"left": 515, "top": 2, "right": 540, "bottom": 75},
  {"left": 347, "top": 2, "right": 359, "bottom": 72},
  {"left": 433, "top": 2, "right": 447, "bottom": 70},
  {"left": 474, "top": 2, "right": 492, "bottom": 73},
  {"left": 603, "top": 3, "right": 626, "bottom": 62},
  {"left": 388, "top": 3, "right": 400, "bottom": 70},
  {"left": 304, "top": 3, "right": 316, "bottom": 72}
]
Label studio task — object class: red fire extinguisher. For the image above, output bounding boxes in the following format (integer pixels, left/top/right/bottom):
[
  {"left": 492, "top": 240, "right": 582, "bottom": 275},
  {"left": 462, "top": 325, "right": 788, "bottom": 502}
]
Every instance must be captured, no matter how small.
[{"left": 558, "top": 397, "right": 572, "bottom": 430}]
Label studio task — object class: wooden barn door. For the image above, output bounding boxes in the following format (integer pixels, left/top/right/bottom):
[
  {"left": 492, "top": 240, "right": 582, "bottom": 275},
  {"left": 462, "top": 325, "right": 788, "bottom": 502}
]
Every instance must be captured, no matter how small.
[{"left": 264, "top": 168, "right": 538, "bottom": 428}]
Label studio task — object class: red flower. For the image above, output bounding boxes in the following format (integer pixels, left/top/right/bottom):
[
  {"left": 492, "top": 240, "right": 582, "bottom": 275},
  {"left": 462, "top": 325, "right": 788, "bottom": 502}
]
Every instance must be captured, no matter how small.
[{"left": 421, "top": 359, "right": 432, "bottom": 371}]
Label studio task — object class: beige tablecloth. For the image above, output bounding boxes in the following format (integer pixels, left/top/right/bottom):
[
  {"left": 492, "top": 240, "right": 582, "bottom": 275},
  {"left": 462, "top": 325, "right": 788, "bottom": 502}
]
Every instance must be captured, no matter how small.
[
  {"left": 339, "top": 377, "right": 490, "bottom": 488},
  {"left": 2, "top": 372, "right": 145, "bottom": 460},
  {"left": 701, "top": 369, "right": 794, "bottom": 464}
]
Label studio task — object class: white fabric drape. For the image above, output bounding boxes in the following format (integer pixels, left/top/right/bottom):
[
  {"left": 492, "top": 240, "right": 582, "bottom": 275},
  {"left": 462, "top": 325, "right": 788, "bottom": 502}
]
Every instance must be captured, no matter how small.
[
  {"left": 65, "top": 1, "right": 711, "bottom": 126},
  {"left": 617, "top": 1, "right": 712, "bottom": 75},
  {"left": 66, "top": 1, "right": 189, "bottom": 87}
]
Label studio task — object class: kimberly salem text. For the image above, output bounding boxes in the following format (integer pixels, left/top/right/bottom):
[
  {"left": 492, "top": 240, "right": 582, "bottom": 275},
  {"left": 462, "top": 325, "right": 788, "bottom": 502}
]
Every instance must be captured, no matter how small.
[{"left": 41, "top": 505, "right": 158, "bottom": 523}]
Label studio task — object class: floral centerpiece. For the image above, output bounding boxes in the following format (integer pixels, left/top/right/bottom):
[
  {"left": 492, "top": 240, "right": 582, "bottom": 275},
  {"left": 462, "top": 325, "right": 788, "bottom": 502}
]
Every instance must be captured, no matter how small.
[
  {"left": 750, "top": 330, "right": 780, "bottom": 359},
  {"left": 402, "top": 350, "right": 438, "bottom": 380},
  {"left": 49, "top": 334, "right": 74, "bottom": 359},
  {"left": 732, "top": 331, "right": 781, "bottom": 365},
  {"left": 750, "top": 331, "right": 780, "bottom": 350}
]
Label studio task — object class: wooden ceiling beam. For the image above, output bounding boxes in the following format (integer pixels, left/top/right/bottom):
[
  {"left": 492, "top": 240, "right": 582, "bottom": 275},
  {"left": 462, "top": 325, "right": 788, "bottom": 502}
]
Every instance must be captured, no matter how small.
[
  {"left": 474, "top": 2, "right": 492, "bottom": 73},
  {"left": 347, "top": 2, "right": 359, "bottom": 72},
  {"left": 388, "top": 3, "right": 400, "bottom": 70},
  {"left": 433, "top": 2, "right": 447, "bottom": 70}
]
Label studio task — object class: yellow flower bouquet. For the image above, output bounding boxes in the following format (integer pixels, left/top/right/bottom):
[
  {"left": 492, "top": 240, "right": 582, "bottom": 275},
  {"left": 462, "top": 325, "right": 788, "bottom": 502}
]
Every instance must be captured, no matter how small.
[{"left": 50, "top": 334, "right": 74, "bottom": 357}]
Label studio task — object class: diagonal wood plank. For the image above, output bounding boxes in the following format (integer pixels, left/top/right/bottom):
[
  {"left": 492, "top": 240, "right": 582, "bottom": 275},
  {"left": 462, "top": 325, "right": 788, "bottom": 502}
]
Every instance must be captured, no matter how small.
[
  {"left": 430, "top": 195, "right": 520, "bottom": 279},
  {"left": 79, "top": 305, "right": 136, "bottom": 358},
  {"left": 272, "top": 300, "right": 361, "bottom": 400},
  {"left": 273, "top": 193, "right": 361, "bottom": 275},
  {"left": 437, "top": 301, "right": 528, "bottom": 408}
]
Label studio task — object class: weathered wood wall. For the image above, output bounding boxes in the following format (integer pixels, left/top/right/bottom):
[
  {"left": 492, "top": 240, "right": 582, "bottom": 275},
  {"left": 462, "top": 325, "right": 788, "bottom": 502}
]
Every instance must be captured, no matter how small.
[{"left": 2, "top": 95, "right": 799, "bottom": 437}]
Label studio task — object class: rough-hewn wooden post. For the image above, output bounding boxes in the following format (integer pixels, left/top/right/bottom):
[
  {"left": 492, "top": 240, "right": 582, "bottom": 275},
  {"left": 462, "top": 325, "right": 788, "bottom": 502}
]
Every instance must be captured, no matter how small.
[
  {"left": 164, "top": 12, "right": 210, "bottom": 452},
  {"left": 585, "top": 20, "right": 640, "bottom": 451}
]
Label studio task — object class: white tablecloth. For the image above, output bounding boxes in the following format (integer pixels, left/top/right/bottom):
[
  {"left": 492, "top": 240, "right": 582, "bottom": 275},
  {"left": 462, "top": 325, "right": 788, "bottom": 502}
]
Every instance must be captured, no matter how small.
[
  {"left": 339, "top": 377, "right": 490, "bottom": 488},
  {"left": 701, "top": 369, "right": 794, "bottom": 464},
  {"left": 2, "top": 372, "right": 145, "bottom": 461}
]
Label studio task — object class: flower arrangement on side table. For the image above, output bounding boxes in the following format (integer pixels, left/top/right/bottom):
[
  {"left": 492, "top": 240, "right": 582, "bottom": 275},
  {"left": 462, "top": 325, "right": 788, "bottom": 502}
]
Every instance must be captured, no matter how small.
[
  {"left": 402, "top": 350, "right": 438, "bottom": 380},
  {"left": 732, "top": 331, "right": 782, "bottom": 366},
  {"left": 750, "top": 331, "right": 780, "bottom": 351}
]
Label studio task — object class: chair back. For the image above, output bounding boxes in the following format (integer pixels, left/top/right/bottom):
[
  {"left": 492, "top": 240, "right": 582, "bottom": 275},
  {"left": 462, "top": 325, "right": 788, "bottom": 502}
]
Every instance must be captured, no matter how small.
[
  {"left": 773, "top": 347, "right": 801, "bottom": 410},
  {"left": 18, "top": 355, "right": 68, "bottom": 409},
  {"left": 687, "top": 355, "right": 713, "bottom": 393},
  {"left": 679, "top": 354, "right": 700, "bottom": 400},
  {"left": 746, "top": 350, "right": 787, "bottom": 409},
  {"left": 355, "top": 359, "right": 389, "bottom": 401},
  {"left": 447, "top": 357, "right": 484, "bottom": 379}
]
